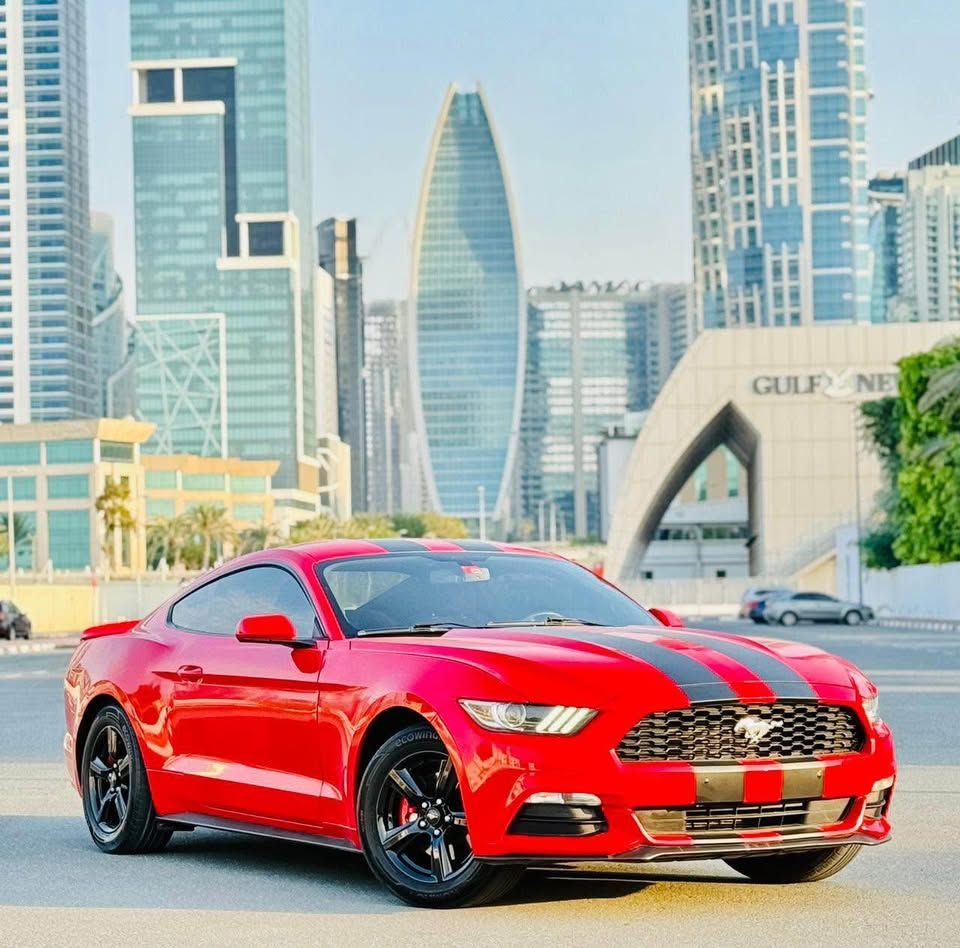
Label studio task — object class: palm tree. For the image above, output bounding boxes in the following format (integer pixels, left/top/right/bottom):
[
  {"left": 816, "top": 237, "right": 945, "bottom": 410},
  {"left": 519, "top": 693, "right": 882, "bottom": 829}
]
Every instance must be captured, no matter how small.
[
  {"left": 290, "top": 514, "right": 340, "bottom": 544},
  {"left": 0, "top": 513, "right": 35, "bottom": 566},
  {"left": 146, "top": 514, "right": 189, "bottom": 569},
  {"left": 238, "top": 522, "right": 281, "bottom": 554},
  {"left": 185, "top": 504, "right": 235, "bottom": 570},
  {"left": 95, "top": 479, "right": 137, "bottom": 572}
]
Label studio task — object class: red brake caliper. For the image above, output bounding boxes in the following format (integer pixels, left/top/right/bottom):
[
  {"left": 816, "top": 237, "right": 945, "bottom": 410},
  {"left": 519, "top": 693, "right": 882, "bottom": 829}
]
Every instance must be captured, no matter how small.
[{"left": 398, "top": 798, "right": 415, "bottom": 825}]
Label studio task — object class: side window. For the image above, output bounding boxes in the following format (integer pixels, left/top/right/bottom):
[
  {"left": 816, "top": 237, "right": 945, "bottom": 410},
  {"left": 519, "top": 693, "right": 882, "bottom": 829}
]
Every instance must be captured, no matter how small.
[{"left": 170, "top": 566, "right": 319, "bottom": 640}]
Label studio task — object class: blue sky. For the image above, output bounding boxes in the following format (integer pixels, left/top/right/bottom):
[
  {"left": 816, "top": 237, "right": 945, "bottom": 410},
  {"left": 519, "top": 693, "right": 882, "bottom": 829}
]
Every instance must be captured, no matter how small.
[{"left": 89, "top": 0, "right": 960, "bottom": 302}]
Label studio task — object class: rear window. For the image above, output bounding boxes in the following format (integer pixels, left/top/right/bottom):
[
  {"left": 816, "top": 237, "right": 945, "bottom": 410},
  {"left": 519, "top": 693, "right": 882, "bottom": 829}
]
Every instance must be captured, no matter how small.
[{"left": 316, "top": 552, "right": 655, "bottom": 636}]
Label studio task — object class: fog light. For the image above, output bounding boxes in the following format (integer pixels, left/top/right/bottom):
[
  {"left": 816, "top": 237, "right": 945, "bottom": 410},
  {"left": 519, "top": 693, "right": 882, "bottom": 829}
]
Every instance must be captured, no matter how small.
[
  {"left": 527, "top": 792, "right": 601, "bottom": 806},
  {"left": 871, "top": 776, "right": 894, "bottom": 793}
]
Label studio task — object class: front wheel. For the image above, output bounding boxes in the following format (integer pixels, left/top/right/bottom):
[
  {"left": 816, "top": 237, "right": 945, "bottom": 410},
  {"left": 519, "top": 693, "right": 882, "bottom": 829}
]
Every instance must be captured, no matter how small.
[
  {"left": 724, "top": 844, "right": 861, "bottom": 883},
  {"left": 357, "top": 725, "right": 523, "bottom": 908},
  {"left": 81, "top": 705, "right": 172, "bottom": 854},
  {"left": 844, "top": 610, "right": 863, "bottom": 626}
]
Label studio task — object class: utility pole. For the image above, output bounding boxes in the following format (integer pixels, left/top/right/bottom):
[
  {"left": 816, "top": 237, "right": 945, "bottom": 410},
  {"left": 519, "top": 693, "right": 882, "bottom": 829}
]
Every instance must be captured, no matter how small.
[
  {"left": 853, "top": 406, "right": 864, "bottom": 604},
  {"left": 6, "top": 474, "right": 15, "bottom": 593}
]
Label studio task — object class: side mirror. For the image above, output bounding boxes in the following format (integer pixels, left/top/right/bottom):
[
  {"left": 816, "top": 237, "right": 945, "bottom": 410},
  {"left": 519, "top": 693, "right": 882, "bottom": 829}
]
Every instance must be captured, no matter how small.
[
  {"left": 236, "top": 613, "right": 299, "bottom": 645},
  {"left": 649, "top": 607, "right": 685, "bottom": 629}
]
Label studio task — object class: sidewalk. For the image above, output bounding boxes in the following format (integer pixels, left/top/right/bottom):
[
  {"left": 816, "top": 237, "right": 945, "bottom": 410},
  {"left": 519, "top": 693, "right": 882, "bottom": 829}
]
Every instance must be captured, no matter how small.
[{"left": 0, "top": 634, "right": 80, "bottom": 657}]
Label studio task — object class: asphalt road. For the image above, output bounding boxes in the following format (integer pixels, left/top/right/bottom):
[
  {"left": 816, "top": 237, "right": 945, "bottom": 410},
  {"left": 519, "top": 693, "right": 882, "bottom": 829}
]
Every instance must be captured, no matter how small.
[{"left": 1, "top": 621, "right": 958, "bottom": 947}]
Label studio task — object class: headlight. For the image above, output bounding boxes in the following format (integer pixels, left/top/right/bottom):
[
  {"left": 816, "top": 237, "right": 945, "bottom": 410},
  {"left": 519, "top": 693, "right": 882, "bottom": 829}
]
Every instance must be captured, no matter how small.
[
  {"left": 459, "top": 700, "right": 597, "bottom": 735},
  {"left": 862, "top": 694, "right": 881, "bottom": 725}
]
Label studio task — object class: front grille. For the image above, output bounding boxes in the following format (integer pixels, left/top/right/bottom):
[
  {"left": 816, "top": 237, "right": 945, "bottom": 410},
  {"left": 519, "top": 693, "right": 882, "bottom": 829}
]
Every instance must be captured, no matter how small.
[
  {"left": 635, "top": 798, "right": 850, "bottom": 838},
  {"left": 617, "top": 702, "right": 864, "bottom": 763}
]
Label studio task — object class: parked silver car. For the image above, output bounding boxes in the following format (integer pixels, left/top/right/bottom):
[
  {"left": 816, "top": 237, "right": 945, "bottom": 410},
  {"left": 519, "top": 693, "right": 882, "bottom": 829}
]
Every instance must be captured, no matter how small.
[{"left": 763, "top": 592, "right": 874, "bottom": 626}]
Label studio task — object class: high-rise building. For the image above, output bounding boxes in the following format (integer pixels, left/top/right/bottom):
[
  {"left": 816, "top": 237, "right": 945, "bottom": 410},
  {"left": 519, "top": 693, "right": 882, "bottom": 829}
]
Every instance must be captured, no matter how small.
[
  {"left": 909, "top": 133, "right": 960, "bottom": 171},
  {"left": 1, "top": 0, "right": 95, "bottom": 423},
  {"left": 866, "top": 174, "right": 905, "bottom": 323},
  {"left": 317, "top": 217, "right": 366, "bottom": 512},
  {"left": 90, "top": 212, "right": 135, "bottom": 417},
  {"left": 409, "top": 83, "right": 523, "bottom": 523},
  {"left": 895, "top": 165, "right": 960, "bottom": 323},
  {"left": 129, "top": 0, "right": 321, "bottom": 512},
  {"left": 689, "top": 0, "right": 870, "bottom": 329},
  {"left": 364, "top": 299, "right": 406, "bottom": 514},
  {"left": 520, "top": 282, "right": 693, "bottom": 539}
]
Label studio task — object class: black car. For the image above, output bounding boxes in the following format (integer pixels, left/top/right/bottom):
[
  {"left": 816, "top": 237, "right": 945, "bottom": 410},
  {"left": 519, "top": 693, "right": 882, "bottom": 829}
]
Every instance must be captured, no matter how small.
[{"left": 0, "top": 600, "right": 31, "bottom": 639}]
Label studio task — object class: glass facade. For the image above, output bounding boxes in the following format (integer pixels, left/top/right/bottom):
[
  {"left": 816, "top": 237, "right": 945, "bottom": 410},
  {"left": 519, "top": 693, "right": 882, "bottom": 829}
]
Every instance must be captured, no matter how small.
[
  {"left": 90, "top": 212, "right": 135, "bottom": 417},
  {"left": 0, "top": 0, "right": 96, "bottom": 423},
  {"left": 317, "top": 217, "right": 366, "bottom": 511},
  {"left": 520, "top": 282, "right": 694, "bottom": 539},
  {"left": 410, "top": 85, "right": 523, "bottom": 520},
  {"left": 130, "top": 0, "right": 317, "bottom": 490},
  {"left": 689, "top": 0, "right": 870, "bottom": 328}
]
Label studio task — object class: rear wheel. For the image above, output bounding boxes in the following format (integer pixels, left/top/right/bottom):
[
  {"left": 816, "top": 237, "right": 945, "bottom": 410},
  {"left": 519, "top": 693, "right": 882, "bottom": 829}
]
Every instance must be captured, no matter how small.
[
  {"left": 724, "top": 844, "right": 861, "bottom": 883},
  {"left": 779, "top": 611, "right": 798, "bottom": 627},
  {"left": 357, "top": 725, "right": 523, "bottom": 908},
  {"left": 81, "top": 705, "right": 171, "bottom": 854}
]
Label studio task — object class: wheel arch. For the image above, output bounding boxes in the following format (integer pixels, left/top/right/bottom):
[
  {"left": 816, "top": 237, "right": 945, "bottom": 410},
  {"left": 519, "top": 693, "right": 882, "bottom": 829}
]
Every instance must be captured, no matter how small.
[
  {"left": 74, "top": 693, "right": 125, "bottom": 779},
  {"left": 349, "top": 700, "right": 467, "bottom": 816}
]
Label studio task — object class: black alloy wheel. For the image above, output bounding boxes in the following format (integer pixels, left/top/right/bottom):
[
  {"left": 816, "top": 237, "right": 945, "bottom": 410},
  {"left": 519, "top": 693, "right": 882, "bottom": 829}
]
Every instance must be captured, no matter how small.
[
  {"left": 81, "top": 705, "right": 172, "bottom": 854},
  {"left": 358, "top": 726, "right": 523, "bottom": 907},
  {"left": 87, "top": 723, "right": 131, "bottom": 838}
]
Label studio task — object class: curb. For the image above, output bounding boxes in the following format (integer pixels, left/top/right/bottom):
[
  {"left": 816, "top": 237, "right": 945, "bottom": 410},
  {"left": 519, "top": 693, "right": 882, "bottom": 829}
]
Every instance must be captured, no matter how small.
[
  {"left": 875, "top": 617, "right": 960, "bottom": 632},
  {"left": 0, "top": 637, "right": 80, "bottom": 657}
]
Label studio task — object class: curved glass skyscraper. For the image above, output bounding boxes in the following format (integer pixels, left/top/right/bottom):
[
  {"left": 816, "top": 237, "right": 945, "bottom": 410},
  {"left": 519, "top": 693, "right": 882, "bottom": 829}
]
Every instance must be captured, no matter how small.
[{"left": 409, "top": 84, "right": 524, "bottom": 521}]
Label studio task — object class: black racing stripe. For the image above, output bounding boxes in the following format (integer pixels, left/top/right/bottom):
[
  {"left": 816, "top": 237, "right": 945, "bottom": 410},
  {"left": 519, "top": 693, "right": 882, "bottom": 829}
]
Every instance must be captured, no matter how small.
[
  {"left": 374, "top": 538, "right": 428, "bottom": 552},
  {"left": 521, "top": 628, "right": 736, "bottom": 702},
  {"left": 657, "top": 630, "right": 817, "bottom": 700},
  {"left": 453, "top": 540, "right": 501, "bottom": 552}
]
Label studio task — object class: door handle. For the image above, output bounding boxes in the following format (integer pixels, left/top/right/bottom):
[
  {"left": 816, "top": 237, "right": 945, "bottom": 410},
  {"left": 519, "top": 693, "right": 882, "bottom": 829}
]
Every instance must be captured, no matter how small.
[{"left": 177, "top": 664, "right": 204, "bottom": 683}]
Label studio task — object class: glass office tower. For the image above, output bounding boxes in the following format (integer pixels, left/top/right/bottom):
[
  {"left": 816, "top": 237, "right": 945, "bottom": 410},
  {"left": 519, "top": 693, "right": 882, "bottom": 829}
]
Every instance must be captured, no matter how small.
[
  {"left": 689, "top": 0, "right": 870, "bottom": 328},
  {"left": 521, "top": 282, "right": 694, "bottom": 539},
  {"left": 0, "top": 0, "right": 95, "bottom": 423},
  {"left": 130, "top": 0, "right": 318, "bottom": 495},
  {"left": 409, "top": 84, "right": 524, "bottom": 522}
]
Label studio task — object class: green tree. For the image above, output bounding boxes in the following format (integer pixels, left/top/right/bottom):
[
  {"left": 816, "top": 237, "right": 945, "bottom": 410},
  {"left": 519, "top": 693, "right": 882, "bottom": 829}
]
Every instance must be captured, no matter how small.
[
  {"left": 892, "top": 338, "right": 960, "bottom": 564},
  {"left": 95, "top": 479, "right": 137, "bottom": 572},
  {"left": 146, "top": 514, "right": 190, "bottom": 569},
  {"left": 859, "top": 397, "right": 903, "bottom": 569},
  {"left": 290, "top": 514, "right": 340, "bottom": 544},
  {"left": 419, "top": 512, "right": 468, "bottom": 539},
  {"left": 185, "top": 504, "right": 235, "bottom": 570},
  {"left": 391, "top": 513, "right": 426, "bottom": 538},
  {"left": 0, "top": 513, "right": 35, "bottom": 565},
  {"left": 238, "top": 522, "right": 282, "bottom": 554}
]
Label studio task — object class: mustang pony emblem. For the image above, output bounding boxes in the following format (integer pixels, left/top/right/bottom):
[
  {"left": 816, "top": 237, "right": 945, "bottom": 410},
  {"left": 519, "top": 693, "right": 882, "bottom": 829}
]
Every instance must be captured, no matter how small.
[{"left": 734, "top": 715, "right": 783, "bottom": 746}]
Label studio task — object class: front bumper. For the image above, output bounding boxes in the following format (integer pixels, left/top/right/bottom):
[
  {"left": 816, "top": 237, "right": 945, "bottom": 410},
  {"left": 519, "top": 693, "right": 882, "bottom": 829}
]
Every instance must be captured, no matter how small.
[{"left": 456, "top": 709, "right": 895, "bottom": 863}]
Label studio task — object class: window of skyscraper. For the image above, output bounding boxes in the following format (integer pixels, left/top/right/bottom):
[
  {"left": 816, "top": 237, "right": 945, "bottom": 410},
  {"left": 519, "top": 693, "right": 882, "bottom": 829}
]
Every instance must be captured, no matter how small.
[
  {"left": 248, "top": 221, "right": 285, "bottom": 257},
  {"left": 144, "top": 69, "right": 174, "bottom": 103}
]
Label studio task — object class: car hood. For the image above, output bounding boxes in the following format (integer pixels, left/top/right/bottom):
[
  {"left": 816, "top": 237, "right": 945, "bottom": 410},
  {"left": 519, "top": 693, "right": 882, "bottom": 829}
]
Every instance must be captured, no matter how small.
[{"left": 372, "top": 624, "right": 861, "bottom": 704}]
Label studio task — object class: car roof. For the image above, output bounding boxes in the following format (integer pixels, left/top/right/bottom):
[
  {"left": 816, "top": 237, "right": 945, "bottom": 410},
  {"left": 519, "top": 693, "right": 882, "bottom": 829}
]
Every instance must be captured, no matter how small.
[{"left": 295, "top": 538, "right": 558, "bottom": 564}]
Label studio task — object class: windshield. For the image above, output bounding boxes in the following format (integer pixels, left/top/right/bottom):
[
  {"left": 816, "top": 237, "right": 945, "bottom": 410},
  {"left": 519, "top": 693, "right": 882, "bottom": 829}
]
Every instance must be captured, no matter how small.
[{"left": 316, "top": 552, "right": 656, "bottom": 637}]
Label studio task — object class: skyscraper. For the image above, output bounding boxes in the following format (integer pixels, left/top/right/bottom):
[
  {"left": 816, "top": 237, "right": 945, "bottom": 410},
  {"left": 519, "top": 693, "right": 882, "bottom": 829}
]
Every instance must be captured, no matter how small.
[
  {"left": 364, "top": 299, "right": 406, "bottom": 514},
  {"left": 90, "top": 212, "right": 135, "bottom": 417},
  {"left": 689, "top": 0, "right": 870, "bottom": 329},
  {"left": 129, "top": 0, "right": 320, "bottom": 508},
  {"left": 409, "top": 84, "right": 524, "bottom": 522},
  {"left": 317, "top": 217, "right": 366, "bottom": 512},
  {"left": 1, "top": 0, "right": 95, "bottom": 423},
  {"left": 520, "top": 282, "right": 693, "bottom": 539}
]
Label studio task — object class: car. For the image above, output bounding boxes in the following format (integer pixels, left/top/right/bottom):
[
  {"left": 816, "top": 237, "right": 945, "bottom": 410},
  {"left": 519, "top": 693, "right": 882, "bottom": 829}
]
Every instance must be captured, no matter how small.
[
  {"left": 63, "top": 540, "right": 895, "bottom": 908},
  {"left": 739, "top": 586, "right": 793, "bottom": 623},
  {"left": 0, "top": 600, "right": 31, "bottom": 640},
  {"left": 763, "top": 592, "right": 875, "bottom": 627}
]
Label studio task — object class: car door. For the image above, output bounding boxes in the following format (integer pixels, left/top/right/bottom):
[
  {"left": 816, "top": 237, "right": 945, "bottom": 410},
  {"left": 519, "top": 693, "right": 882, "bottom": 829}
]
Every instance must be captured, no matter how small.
[
  {"left": 161, "top": 564, "right": 330, "bottom": 827},
  {"left": 813, "top": 594, "right": 842, "bottom": 621},
  {"left": 789, "top": 593, "right": 817, "bottom": 620}
]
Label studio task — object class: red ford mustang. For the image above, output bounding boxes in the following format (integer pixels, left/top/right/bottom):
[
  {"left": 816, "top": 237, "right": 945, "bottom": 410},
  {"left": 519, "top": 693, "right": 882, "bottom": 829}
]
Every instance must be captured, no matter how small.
[{"left": 64, "top": 541, "right": 895, "bottom": 907}]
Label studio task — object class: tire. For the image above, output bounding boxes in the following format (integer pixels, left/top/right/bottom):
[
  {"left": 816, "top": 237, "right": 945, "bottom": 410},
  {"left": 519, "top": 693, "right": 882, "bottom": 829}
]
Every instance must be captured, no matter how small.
[
  {"left": 80, "top": 704, "right": 172, "bottom": 855},
  {"left": 357, "top": 724, "right": 524, "bottom": 908},
  {"left": 844, "top": 610, "right": 862, "bottom": 626},
  {"left": 778, "top": 611, "right": 798, "bottom": 627},
  {"left": 724, "top": 844, "right": 861, "bottom": 884}
]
